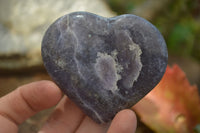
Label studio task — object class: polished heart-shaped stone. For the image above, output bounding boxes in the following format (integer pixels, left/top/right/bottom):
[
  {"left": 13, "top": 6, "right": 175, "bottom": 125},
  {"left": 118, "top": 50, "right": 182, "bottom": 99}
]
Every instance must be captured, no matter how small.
[{"left": 42, "top": 12, "right": 168, "bottom": 123}]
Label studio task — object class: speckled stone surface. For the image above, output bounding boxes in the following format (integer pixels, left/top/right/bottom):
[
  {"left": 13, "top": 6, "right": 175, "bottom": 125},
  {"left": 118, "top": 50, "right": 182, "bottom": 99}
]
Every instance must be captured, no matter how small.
[{"left": 42, "top": 12, "right": 168, "bottom": 123}]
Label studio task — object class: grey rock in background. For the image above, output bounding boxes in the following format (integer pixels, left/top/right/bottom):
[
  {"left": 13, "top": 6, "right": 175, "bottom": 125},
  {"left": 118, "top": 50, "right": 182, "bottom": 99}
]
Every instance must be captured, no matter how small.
[{"left": 0, "top": 0, "right": 115, "bottom": 72}]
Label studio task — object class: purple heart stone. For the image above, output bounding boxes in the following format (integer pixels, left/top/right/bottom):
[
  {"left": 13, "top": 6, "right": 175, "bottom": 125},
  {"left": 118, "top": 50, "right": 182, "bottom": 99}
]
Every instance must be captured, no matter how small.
[{"left": 41, "top": 12, "right": 168, "bottom": 123}]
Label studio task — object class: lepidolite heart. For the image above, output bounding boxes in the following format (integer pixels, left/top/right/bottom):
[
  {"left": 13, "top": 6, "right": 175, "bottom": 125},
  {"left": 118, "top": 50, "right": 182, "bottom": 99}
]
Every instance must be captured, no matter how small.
[{"left": 41, "top": 12, "right": 168, "bottom": 123}]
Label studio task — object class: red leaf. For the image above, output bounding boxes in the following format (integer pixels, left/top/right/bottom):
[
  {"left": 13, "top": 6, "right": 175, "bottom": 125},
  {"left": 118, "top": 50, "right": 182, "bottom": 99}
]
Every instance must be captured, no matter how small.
[{"left": 133, "top": 65, "right": 200, "bottom": 133}]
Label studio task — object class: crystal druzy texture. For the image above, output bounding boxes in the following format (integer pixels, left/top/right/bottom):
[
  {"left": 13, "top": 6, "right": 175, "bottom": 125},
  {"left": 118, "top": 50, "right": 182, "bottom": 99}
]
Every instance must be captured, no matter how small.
[{"left": 42, "top": 12, "right": 168, "bottom": 123}]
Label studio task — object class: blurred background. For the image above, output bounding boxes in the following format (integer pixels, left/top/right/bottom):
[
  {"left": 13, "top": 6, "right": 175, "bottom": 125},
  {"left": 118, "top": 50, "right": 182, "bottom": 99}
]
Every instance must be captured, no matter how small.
[{"left": 0, "top": 0, "right": 199, "bottom": 132}]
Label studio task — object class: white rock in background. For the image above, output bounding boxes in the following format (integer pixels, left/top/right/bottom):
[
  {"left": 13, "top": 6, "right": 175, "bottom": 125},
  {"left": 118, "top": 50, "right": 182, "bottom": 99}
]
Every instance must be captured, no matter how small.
[{"left": 0, "top": 0, "right": 115, "bottom": 72}]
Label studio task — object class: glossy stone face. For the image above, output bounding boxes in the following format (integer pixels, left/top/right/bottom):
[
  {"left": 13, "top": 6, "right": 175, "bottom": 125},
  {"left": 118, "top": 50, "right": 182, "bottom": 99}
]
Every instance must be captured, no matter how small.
[{"left": 42, "top": 12, "right": 168, "bottom": 123}]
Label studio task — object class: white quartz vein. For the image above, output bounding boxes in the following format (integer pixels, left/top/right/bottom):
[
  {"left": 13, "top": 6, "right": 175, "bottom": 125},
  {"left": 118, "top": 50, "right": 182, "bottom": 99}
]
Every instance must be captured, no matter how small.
[
  {"left": 72, "top": 85, "right": 105, "bottom": 123},
  {"left": 65, "top": 15, "right": 85, "bottom": 80},
  {"left": 60, "top": 16, "right": 105, "bottom": 123}
]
